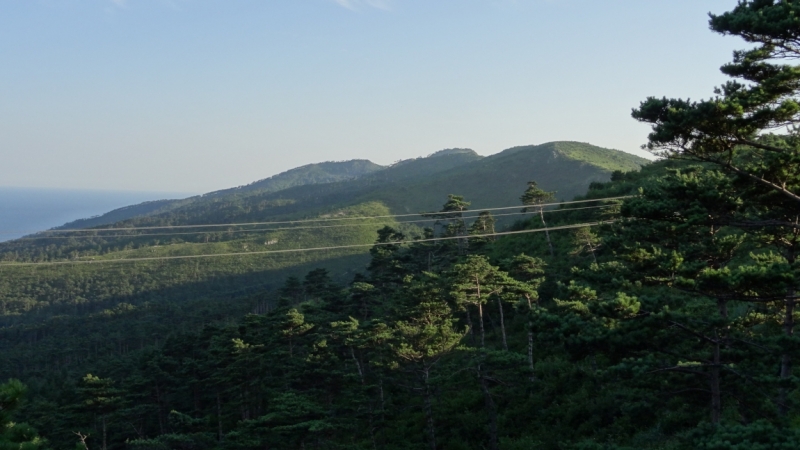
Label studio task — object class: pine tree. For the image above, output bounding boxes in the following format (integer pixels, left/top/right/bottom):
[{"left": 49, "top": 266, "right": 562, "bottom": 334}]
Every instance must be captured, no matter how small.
[
  {"left": 468, "top": 211, "right": 497, "bottom": 251},
  {"left": 278, "top": 276, "right": 304, "bottom": 306},
  {"left": 570, "top": 227, "right": 601, "bottom": 263},
  {"left": 632, "top": 0, "right": 800, "bottom": 419},
  {"left": 503, "top": 254, "right": 546, "bottom": 375},
  {"left": 0, "top": 379, "right": 47, "bottom": 449},
  {"left": 520, "top": 181, "right": 556, "bottom": 257},
  {"left": 76, "top": 374, "right": 123, "bottom": 450},
  {"left": 280, "top": 308, "right": 314, "bottom": 358},
  {"left": 424, "top": 195, "right": 471, "bottom": 254},
  {"left": 392, "top": 274, "right": 465, "bottom": 450},
  {"left": 450, "top": 255, "right": 520, "bottom": 350}
]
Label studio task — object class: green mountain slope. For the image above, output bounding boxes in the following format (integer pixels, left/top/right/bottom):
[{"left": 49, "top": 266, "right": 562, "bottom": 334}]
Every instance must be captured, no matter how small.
[
  {"left": 140, "top": 148, "right": 484, "bottom": 225},
  {"left": 0, "top": 156, "right": 681, "bottom": 450},
  {"left": 203, "top": 159, "right": 384, "bottom": 199},
  {"left": 0, "top": 141, "right": 648, "bottom": 326},
  {"left": 354, "top": 141, "right": 650, "bottom": 214},
  {"left": 1, "top": 142, "right": 646, "bottom": 262},
  {"left": 110, "top": 141, "right": 642, "bottom": 229},
  {"left": 56, "top": 199, "right": 184, "bottom": 230},
  {"left": 0, "top": 141, "right": 651, "bottom": 439},
  {"left": 54, "top": 143, "right": 642, "bottom": 234},
  {"left": 57, "top": 159, "right": 385, "bottom": 229}
]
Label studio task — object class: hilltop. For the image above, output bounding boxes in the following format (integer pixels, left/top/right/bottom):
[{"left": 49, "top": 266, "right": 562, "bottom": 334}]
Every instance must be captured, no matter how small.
[{"left": 54, "top": 141, "right": 645, "bottom": 232}]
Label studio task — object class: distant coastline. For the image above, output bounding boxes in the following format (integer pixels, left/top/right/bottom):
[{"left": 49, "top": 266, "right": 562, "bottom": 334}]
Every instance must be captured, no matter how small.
[{"left": 0, "top": 186, "right": 193, "bottom": 243}]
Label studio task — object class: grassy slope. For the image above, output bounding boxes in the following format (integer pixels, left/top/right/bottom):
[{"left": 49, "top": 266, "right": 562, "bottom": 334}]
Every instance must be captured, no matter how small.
[{"left": 356, "top": 141, "right": 650, "bottom": 216}]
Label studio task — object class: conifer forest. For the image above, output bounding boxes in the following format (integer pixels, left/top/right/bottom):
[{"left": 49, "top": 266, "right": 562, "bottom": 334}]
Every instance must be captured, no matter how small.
[{"left": 3, "top": 1, "right": 800, "bottom": 448}]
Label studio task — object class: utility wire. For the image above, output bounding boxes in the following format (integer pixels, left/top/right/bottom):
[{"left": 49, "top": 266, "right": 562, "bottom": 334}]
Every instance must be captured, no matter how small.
[
  {"left": 0, "top": 221, "right": 615, "bottom": 267},
  {"left": 8, "top": 204, "right": 619, "bottom": 241},
  {"left": 18, "top": 196, "right": 630, "bottom": 235}
]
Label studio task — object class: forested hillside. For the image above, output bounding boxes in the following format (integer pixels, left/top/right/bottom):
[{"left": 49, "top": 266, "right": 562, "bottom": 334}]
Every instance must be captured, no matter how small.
[
  {"left": 57, "top": 160, "right": 386, "bottom": 230},
  {"left": 0, "top": 141, "right": 644, "bottom": 340},
  {"left": 6, "top": 149, "right": 800, "bottom": 449},
  {"left": 3, "top": 1, "right": 800, "bottom": 448},
  {"left": 1, "top": 142, "right": 644, "bottom": 263},
  {"left": 0, "top": 141, "right": 648, "bottom": 449}
]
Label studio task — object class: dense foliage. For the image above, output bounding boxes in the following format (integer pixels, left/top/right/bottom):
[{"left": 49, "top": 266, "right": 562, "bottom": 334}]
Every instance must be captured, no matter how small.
[
  {"left": 5, "top": 153, "right": 799, "bottom": 449},
  {"left": 2, "top": 1, "right": 800, "bottom": 448}
]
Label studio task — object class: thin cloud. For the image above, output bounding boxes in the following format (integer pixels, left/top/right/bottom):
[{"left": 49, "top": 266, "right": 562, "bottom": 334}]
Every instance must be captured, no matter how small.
[
  {"left": 107, "top": 0, "right": 190, "bottom": 11},
  {"left": 331, "top": 0, "right": 392, "bottom": 11}
]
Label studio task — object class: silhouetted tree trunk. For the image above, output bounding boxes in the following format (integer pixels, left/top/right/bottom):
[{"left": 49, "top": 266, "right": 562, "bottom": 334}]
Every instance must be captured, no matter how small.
[{"left": 497, "top": 297, "right": 508, "bottom": 351}]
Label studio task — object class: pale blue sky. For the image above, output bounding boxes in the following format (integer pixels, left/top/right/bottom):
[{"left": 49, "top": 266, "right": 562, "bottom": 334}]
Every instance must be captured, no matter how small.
[{"left": 1, "top": 0, "right": 737, "bottom": 193}]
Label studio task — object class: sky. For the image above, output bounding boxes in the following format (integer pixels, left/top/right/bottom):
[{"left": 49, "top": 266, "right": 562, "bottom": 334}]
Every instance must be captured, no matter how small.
[{"left": 1, "top": 0, "right": 740, "bottom": 193}]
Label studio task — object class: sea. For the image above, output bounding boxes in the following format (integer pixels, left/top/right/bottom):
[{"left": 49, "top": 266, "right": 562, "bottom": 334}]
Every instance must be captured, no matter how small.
[{"left": 0, "top": 186, "right": 193, "bottom": 243}]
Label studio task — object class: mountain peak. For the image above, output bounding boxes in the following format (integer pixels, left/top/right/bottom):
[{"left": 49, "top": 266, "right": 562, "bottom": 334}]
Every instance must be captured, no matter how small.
[
  {"left": 426, "top": 148, "right": 478, "bottom": 158},
  {"left": 494, "top": 141, "right": 650, "bottom": 173}
]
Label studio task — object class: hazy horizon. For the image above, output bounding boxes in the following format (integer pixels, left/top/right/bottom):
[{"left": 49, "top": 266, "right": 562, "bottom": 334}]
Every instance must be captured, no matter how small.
[
  {"left": 2, "top": 0, "right": 735, "bottom": 193},
  {"left": 2, "top": 140, "right": 658, "bottom": 195},
  {"left": 0, "top": 186, "right": 194, "bottom": 242}
]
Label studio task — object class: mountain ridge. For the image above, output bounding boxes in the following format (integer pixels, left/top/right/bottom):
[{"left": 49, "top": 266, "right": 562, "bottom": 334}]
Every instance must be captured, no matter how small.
[
  {"left": 56, "top": 159, "right": 387, "bottom": 230},
  {"left": 49, "top": 142, "right": 647, "bottom": 232}
]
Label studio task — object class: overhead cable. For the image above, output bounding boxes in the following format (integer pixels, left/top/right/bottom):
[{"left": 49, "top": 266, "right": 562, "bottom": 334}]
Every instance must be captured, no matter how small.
[
  {"left": 0, "top": 221, "right": 615, "bottom": 267},
  {"left": 9, "top": 204, "right": 619, "bottom": 241},
  {"left": 17, "top": 196, "right": 630, "bottom": 235}
]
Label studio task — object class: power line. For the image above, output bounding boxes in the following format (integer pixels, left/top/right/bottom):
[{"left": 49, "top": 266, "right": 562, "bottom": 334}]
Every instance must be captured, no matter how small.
[
  {"left": 7, "top": 204, "right": 619, "bottom": 241},
  {"left": 7, "top": 196, "right": 630, "bottom": 236},
  {"left": 0, "top": 221, "right": 615, "bottom": 267}
]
